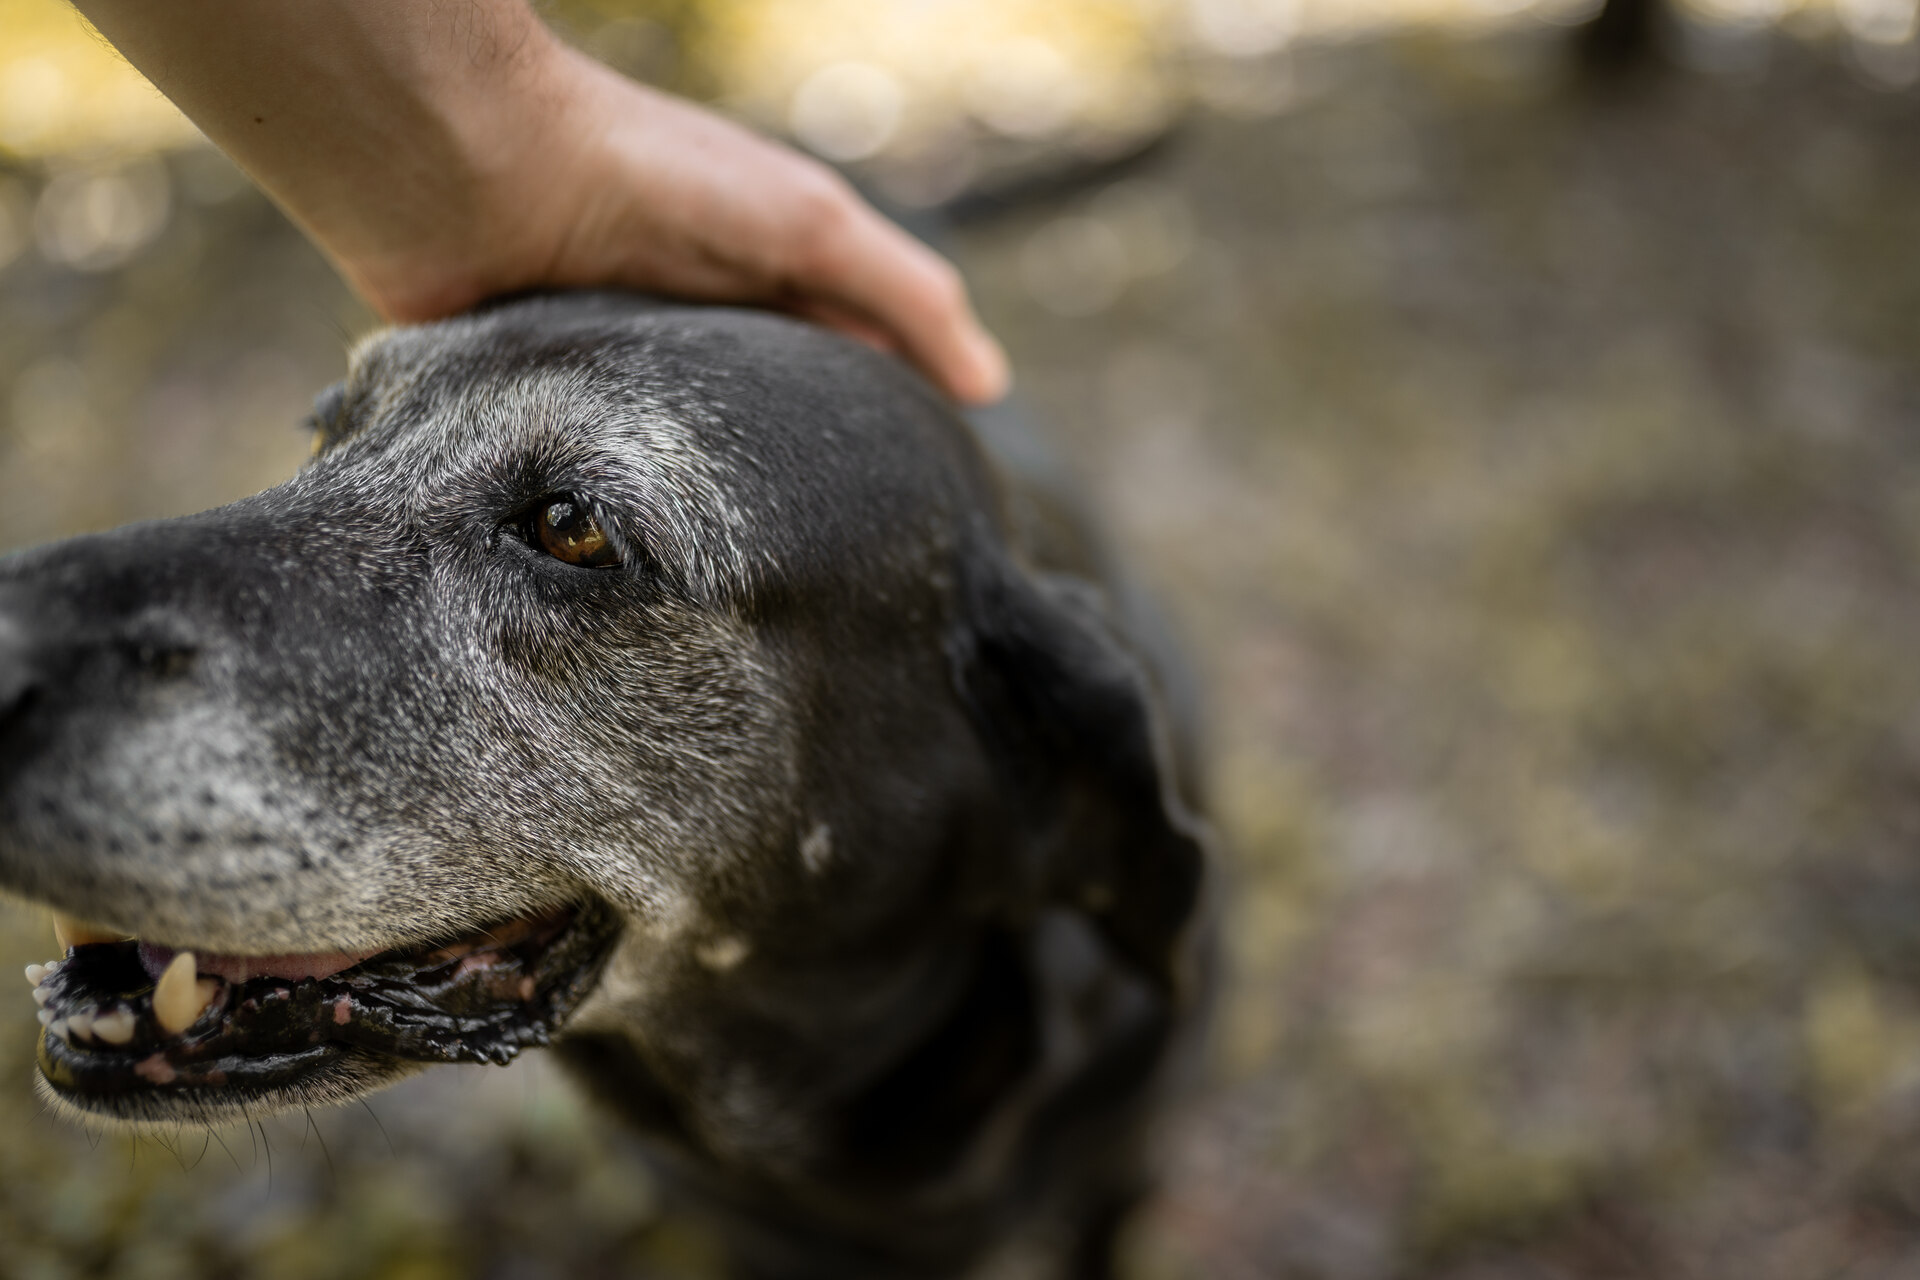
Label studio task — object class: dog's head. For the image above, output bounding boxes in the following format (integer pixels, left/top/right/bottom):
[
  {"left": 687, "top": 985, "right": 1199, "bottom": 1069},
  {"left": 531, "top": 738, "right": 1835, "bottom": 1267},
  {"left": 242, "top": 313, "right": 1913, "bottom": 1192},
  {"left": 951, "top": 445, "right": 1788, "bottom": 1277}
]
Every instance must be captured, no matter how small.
[{"left": 0, "top": 294, "right": 1202, "bottom": 1133}]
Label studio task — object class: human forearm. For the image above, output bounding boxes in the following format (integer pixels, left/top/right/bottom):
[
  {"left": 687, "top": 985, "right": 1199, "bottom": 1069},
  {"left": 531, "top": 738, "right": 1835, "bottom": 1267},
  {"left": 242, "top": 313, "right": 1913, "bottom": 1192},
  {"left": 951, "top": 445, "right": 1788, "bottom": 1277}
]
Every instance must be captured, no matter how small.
[
  {"left": 73, "top": 0, "right": 562, "bottom": 315},
  {"left": 73, "top": 0, "right": 1008, "bottom": 402}
]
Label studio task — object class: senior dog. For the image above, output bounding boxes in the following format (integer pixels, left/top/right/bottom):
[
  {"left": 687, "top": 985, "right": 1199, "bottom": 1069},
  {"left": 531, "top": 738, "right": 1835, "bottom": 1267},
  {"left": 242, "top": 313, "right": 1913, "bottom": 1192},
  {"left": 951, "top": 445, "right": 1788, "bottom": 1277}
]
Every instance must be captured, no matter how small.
[{"left": 0, "top": 293, "right": 1210, "bottom": 1278}]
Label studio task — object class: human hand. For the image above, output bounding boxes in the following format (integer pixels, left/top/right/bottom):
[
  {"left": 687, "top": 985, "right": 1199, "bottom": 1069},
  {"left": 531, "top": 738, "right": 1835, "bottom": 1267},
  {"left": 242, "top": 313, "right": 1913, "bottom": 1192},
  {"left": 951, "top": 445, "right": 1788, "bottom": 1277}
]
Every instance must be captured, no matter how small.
[
  {"left": 71, "top": 0, "right": 1007, "bottom": 405},
  {"left": 356, "top": 44, "right": 1008, "bottom": 405}
]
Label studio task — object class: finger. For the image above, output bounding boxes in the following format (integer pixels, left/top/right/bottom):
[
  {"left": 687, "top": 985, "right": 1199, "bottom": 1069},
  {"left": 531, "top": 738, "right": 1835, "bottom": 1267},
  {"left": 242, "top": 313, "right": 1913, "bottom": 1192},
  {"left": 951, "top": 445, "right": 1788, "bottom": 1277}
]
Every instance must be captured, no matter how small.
[
  {"left": 784, "top": 296, "right": 900, "bottom": 355},
  {"left": 791, "top": 198, "right": 1010, "bottom": 406}
]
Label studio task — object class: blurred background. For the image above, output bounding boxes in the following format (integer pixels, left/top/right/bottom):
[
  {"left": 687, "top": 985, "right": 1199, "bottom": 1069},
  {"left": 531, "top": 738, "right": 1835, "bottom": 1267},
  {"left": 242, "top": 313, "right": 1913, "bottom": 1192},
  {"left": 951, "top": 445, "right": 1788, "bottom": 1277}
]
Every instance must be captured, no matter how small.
[{"left": 5, "top": 0, "right": 1920, "bottom": 1275}]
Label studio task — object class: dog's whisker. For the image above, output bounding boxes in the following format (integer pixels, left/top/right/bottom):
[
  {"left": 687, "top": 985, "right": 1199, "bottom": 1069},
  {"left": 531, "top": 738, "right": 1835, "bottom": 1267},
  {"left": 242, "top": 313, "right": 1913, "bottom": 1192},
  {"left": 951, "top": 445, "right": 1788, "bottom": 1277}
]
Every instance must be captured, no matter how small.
[
  {"left": 207, "top": 1125, "right": 242, "bottom": 1175},
  {"left": 256, "top": 1117, "right": 274, "bottom": 1193},
  {"left": 357, "top": 1096, "right": 396, "bottom": 1160},
  {"left": 305, "top": 1107, "right": 336, "bottom": 1184}
]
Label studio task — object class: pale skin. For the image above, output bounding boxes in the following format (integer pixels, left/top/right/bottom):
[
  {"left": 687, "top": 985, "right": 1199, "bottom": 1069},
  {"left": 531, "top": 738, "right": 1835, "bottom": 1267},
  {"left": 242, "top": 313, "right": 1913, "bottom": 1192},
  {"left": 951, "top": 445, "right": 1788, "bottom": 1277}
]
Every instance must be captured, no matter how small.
[{"left": 72, "top": 0, "right": 1010, "bottom": 405}]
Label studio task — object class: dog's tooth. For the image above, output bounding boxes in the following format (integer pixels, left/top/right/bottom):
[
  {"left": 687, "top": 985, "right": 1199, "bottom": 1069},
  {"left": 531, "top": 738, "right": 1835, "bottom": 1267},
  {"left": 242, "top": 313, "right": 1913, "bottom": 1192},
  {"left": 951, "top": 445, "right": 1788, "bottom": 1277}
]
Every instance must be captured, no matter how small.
[
  {"left": 67, "top": 1009, "right": 96, "bottom": 1041},
  {"left": 36, "top": 1007, "right": 54, "bottom": 1027},
  {"left": 52, "top": 913, "right": 127, "bottom": 952},
  {"left": 25, "top": 964, "right": 47, "bottom": 986},
  {"left": 46, "top": 1018, "right": 68, "bottom": 1043},
  {"left": 91, "top": 1008, "right": 135, "bottom": 1045},
  {"left": 153, "top": 952, "right": 209, "bottom": 1034},
  {"left": 32, "top": 986, "right": 51, "bottom": 1007}
]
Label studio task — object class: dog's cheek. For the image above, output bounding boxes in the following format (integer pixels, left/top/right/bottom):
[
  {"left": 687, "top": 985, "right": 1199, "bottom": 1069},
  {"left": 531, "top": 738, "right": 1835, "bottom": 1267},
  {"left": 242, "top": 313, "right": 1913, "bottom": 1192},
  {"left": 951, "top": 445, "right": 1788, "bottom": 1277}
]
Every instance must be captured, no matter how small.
[{"left": 470, "top": 599, "right": 798, "bottom": 905}]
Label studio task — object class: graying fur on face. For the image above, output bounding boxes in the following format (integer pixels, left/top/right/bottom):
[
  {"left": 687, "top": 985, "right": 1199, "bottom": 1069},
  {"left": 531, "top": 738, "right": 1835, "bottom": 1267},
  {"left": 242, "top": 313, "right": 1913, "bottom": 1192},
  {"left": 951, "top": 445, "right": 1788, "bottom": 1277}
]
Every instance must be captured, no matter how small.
[
  {"left": 0, "top": 294, "right": 1210, "bottom": 1278},
  {"left": 9, "top": 314, "right": 799, "bottom": 957}
]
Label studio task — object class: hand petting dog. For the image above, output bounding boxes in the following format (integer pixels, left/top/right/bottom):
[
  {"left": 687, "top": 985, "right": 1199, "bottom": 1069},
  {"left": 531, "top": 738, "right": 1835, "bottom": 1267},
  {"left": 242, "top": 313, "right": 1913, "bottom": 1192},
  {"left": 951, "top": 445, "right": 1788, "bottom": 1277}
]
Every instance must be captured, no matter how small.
[{"left": 70, "top": 0, "right": 1011, "bottom": 407}]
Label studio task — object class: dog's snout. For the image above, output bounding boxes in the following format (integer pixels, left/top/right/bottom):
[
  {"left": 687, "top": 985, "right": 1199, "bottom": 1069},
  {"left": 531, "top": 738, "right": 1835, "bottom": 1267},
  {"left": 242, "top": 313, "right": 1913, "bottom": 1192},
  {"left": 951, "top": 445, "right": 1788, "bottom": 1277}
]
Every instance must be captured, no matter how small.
[{"left": 0, "top": 592, "right": 203, "bottom": 728}]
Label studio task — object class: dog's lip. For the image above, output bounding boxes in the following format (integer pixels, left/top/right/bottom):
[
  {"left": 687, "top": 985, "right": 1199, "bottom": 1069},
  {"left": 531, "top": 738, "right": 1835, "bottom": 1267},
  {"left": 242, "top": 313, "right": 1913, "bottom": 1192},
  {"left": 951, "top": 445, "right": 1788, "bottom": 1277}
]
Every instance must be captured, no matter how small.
[
  {"left": 30, "top": 898, "right": 622, "bottom": 1110},
  {"left": 99, "top": 909, "right": 591, "bottom": 986},
  {"left": 49, "top": 911, "right": 386, "bottom": 983},
  {"left": 136, "top": 941, "right": 383, "bottom": 985}
]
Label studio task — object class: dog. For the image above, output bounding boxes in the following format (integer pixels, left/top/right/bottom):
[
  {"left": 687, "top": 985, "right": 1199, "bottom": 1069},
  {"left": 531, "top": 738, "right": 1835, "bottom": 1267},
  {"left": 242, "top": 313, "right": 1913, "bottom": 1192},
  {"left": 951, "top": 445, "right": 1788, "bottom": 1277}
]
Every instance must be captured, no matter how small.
[{"left": 0, "top": 293, "right": 1211, "bottom": 1278}]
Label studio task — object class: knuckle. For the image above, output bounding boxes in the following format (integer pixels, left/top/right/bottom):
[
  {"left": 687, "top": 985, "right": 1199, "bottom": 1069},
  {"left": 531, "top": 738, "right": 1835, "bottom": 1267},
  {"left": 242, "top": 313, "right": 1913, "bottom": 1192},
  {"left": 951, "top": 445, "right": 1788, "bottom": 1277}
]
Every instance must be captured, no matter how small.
[{"left": 785, "top": 175, "right": 860, "bottom": 275}]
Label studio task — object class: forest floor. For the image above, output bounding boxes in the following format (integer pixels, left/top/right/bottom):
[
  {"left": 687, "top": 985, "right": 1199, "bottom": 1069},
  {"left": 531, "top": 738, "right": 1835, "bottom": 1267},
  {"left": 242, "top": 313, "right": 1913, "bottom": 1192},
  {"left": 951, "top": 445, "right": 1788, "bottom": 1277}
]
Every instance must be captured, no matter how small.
[{"left": 5, "top": 22, "right": 1920, "bottom": 1280}]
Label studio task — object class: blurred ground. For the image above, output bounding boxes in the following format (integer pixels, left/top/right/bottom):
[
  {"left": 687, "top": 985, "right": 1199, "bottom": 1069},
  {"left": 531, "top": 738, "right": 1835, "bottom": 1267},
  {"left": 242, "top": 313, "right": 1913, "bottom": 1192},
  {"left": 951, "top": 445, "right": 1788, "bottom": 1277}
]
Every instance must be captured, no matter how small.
[{"left": 6, "top": 9, "right": 1920, "bottom": 1280}]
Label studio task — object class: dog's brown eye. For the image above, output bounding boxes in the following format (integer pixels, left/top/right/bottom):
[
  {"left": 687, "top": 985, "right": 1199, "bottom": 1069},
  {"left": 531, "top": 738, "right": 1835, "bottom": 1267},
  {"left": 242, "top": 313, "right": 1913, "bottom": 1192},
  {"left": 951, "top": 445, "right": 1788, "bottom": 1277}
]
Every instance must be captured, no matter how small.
[{"left": 534, "top": 500, "right": 620, "bottom": 568}]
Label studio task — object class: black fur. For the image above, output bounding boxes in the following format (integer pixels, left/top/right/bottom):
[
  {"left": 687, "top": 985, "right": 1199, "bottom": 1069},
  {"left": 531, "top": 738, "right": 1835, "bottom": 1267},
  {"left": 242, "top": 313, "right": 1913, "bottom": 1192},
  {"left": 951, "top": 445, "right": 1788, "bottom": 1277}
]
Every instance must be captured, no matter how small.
[{"left": 0, "top": 294, "right": 1211, "bottom": 1278}]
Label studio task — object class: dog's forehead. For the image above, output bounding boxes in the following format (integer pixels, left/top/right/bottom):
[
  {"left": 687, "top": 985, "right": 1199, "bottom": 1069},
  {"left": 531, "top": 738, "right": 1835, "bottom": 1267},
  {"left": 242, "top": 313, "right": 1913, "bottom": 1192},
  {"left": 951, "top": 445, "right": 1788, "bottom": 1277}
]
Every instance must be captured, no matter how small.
[
  {"left": 298, "top": 298, "right": 985, "bottom": 597},
  {"left": 282, "top": 309, "right": 762, "bottom": 598},
  {"left": 333, "top": 321, "right": 711, "bottom": 478}
]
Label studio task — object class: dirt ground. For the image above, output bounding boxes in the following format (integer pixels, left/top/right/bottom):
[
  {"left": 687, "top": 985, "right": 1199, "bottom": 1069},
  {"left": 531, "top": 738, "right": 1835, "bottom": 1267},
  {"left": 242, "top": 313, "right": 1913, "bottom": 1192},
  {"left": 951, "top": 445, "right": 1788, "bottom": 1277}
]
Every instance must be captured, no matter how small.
[{"left": 6, "top": 23, "right": 1920, "bottom": 1279}]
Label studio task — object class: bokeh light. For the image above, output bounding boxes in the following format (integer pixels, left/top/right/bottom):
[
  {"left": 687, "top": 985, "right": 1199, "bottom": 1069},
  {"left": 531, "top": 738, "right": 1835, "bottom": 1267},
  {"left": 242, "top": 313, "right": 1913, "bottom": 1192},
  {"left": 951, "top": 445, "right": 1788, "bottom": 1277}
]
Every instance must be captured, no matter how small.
[{"left": 0, "top": 0, "right": 195, "bottom": 156}]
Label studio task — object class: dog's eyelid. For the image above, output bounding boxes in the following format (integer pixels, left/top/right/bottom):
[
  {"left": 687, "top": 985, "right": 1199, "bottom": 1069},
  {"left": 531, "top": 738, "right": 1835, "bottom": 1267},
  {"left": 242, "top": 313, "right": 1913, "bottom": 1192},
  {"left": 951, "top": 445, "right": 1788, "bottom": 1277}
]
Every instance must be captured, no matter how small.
[{"left": 512, "top": 491, "right": 630, "bottom": 570}]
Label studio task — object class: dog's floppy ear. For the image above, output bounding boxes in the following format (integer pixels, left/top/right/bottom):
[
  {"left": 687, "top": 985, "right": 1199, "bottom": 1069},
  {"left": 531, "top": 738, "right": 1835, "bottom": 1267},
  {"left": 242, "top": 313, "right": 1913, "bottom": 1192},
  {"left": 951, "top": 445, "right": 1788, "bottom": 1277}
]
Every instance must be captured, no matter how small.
[{"left": 948, "top": 522, "right": 1207, "bottom": 997}]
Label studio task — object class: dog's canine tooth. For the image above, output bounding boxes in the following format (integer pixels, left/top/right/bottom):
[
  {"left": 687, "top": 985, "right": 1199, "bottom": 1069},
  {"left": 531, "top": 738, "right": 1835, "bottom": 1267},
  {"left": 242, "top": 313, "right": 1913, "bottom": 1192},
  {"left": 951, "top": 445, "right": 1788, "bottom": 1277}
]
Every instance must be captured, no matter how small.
[
  {"left": 153, "top": 952, "right": 212, "bottom": 1034},
  {"left": 24, "top": 963, "right": 47, "bottom": 986},
  {"left": 66, "top": 1009, "right": 96, "bottom": 1041},
  {"left": 52, "top": 913, "right": 127, "bottom": 951},
  {"left": 91, "top": 1008, "right": 135, "bottom": 1044}
]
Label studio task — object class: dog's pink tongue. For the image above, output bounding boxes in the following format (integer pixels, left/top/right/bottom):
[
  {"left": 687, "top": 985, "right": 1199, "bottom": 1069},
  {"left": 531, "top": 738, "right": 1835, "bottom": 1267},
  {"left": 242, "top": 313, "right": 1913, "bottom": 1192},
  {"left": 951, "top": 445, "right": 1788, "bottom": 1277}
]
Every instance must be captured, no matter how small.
[{"left": 138, "top": 941, "right": 382, "bottom": 984}]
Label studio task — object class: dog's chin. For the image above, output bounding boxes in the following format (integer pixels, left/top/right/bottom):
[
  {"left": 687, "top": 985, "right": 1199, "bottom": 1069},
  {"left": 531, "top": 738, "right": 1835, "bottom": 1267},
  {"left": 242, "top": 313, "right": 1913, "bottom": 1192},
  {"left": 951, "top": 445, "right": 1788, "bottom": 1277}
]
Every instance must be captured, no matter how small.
[
  {"left": 35, "top": 1046, "right": 428, "bottom": 1132},
  {"left": 26, "top": 898, "right": 621, "bottom": 1129}
]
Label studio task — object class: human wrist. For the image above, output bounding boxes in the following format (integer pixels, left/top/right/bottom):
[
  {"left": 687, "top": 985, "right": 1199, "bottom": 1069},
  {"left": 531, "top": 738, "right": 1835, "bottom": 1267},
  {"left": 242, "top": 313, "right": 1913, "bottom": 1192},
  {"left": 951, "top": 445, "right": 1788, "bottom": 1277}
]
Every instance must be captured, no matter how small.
[{"left": 337, "top": 5, "right": 582, "bottom": 320}]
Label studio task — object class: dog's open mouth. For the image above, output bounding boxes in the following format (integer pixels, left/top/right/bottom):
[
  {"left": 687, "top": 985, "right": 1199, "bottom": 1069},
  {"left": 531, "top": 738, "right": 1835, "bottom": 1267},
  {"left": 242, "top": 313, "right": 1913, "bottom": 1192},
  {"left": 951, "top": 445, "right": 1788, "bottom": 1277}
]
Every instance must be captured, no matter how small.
[{"left": 27, "top": 900, "right": 620, "bottom": 1111}]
